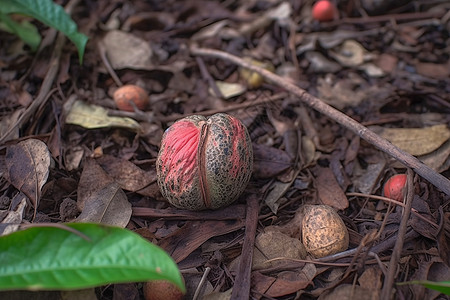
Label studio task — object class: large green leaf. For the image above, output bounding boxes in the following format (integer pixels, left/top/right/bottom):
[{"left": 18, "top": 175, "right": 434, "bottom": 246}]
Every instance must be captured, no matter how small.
[
  {"left": 1, "top": 0, "right": 88, "bottom": 62},
  {"left": 398, "top": 280, "right": 450, "bottom": 295},
  {"left": 0, "top": 12, "right": 41, "bottom": 51},
  {"left": 0, "top": 223, "right": 185, "bottom": 292}
]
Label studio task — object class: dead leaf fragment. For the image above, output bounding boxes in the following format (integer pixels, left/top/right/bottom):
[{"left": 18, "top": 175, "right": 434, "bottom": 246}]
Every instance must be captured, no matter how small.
[
  {"left": 252, "top": 143, "right": 293, "bottom": 179},
  {"left": 0, "top": 193, "right": 27, "bottom": 236},
  {"left": 318, "top": 284, "right": 378, "bottom": 300},
  {"left": 253, "top": 229, "right": 307, "bottom": 269},
  {"left": 101, "top": 30, "right": 153, "bottom": 70},
  {"left": 0, "top": 108, "right": 23, "bottom": 141},
  {"left": 77, "top": 158, "right": 115, "bottom": 211},
  {"left": 316, "top": 167, "right": 349, "bottom": 210},
  {"left": 372, "top": 124, "right": 450, "bottom": 156},
  {"left": 5, "top": 139, "right": 51, "bottom": 210},
  {"left": 95, "top": 155, "right": 158, "bottom": 194},
  {"left": 76, "top": 182, "right": 131, "bottom": 228},
  {"left": 209, "top": 81, "right": 246, "bottom": 99},
  {"left": 415, "top": 61, "right": 450, "bottom": 79},
  {"left": 252, "top": 264, "right": 316, "bottom": 298},
  {"left": 264, "top": 170, "right": 300, "bottom": 214},
  {"left": 330, "top": 40, "right": 367, "bottom": 67},
  {"left": 64, "top": 100, "right": 140, "bottom": 130}
]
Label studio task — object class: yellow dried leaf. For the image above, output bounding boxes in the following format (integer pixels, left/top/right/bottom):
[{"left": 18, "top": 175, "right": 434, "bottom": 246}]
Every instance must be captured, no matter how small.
[
  {"left": 65, "top": 100, "right": 140, "bottom": 130},
  {"left": 374, "top": 124, "right": 450, "bottom": 156},
  {"left": 210, "top": 81, "right": 246, "bottom": 99}
]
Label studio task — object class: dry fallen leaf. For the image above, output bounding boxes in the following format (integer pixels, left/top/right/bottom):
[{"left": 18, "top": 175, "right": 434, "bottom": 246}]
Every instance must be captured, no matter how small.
[
  {"left": 264, "top": 169, "right": 300, "bottom": 214},
  {"left": 253, "top": 229, "right": 307, "bottom": 269},
  {"left": 76, "top": 182, "right": 132, "bottom": 228},
  {"left": 5, "top": 139, "right": 51, "bottom": 211},
  {"left": 330, "top": 40, "right": 367, "bottom": 67},
  {"left": 0, "top": 108, "right": 23, "bottom": 142},
  {"left": 316, "top": 76, "right": 367, "bottom": 109},
  {"left": 100, "top": 30, "right": 153, "bottom": 70},
  {"left": 0, "top": 193, "right": 27, "bottom": 236},
  {"left": 316, "top": 167, "right": 349, "bottom": 210},
  {"left": 252, "top": 143, "right": 293, "bottom": 179},
  {"left": 64, "top": 100, "right": 140, "bottom": 130},
  {"left": 252, "top": 264, "right": 316, "bottom": 298},
  {"left": 372, "top": 124, "right": 450, "bottom": 156},
  {"left": 318, "top": 284, "right": 378, "bottom": 300},
  {"left": 418, "top": 139, "right": 450, "bottom": 173},
  {"left": 96, "top": 155, "right": 158, "bottom": 193},
  {"left": 209, "top": 81, "right": 246, "bottom": 99}
]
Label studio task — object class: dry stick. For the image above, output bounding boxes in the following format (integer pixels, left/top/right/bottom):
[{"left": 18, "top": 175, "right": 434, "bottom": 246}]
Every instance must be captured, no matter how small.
[
  {"left": 158, "top": 92, "right": 288, "bottom": 123},
  {"left": 189, "top": 46, "right": 450, "bottom": 197},
  {"left": 380, "top": 169, "right": 415, "bottom": 299},
  {"left": 231, "top": 195, "right": 259, "bottom": 300}
]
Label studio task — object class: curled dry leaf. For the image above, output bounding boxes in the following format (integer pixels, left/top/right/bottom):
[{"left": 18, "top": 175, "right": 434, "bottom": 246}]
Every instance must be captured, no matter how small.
[
  {"left": 5, "top": 139, "right": 51, "bottom": 210},
  {"left": 76, "top": 182, "right": 132, "bottom": 228}
]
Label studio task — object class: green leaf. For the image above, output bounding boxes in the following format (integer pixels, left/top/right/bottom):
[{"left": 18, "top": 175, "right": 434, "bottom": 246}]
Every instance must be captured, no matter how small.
[
  {"left": 397, "top": 280, "right": 450, "bottom": 295},
  {"left": 0, "top": 223, "right": 185, "bottom": 292},
  {"left": 0, "top": 0, "right": 88, "bottom": 63},
  {"left": 0, "top": 12, "right": 41, "bottom": 51}
]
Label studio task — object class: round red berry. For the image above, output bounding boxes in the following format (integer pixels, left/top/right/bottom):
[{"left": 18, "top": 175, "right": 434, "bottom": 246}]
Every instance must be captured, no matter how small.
[
  {"left": 383, "top": 174, "right": 407, "bottom": 202},
  {"left": 312, "top": 0, "right": 336, "bottom": 22}
]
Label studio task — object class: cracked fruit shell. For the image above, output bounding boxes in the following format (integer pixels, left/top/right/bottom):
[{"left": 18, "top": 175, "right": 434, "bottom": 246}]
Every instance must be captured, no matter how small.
[{"left": 156, "top": 113, "right": 253, "bottom": 210}]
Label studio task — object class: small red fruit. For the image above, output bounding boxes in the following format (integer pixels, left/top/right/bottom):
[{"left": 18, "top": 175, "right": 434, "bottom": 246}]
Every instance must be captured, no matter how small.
[
  {"left": 383, "top": 174, "right": 407, "bottom": 202},
  {"left": 312, "top": 0, "right": 336, "bottom": 22},
  {"left": 156, "top": 113, "right": 253, "bottom": 210},
  {"left": 113, "top": 84, "right": 149, "bottom": 112},
  {"left": 143, "top": 280, "right": 184, "bottom": 300}
]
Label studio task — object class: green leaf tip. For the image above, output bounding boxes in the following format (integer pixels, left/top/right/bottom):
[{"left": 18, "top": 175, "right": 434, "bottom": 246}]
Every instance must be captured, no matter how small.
[
  {"left": 0, "top": 223, "right": 185, "bottom": 293},
  {"left": 0, "top": 0, "right": 89, "bottom": 63},
  {"left": 397, "top": 280, "right": 450, "bottom": 295}
]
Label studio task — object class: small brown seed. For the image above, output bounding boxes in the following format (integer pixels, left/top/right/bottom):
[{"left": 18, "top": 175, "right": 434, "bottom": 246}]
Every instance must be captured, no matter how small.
[{"left": 302, "top": 204, "right": 349, "bottom": 258}]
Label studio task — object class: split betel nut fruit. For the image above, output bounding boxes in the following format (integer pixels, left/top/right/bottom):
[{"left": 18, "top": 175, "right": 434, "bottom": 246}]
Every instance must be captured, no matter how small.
[{"left": 156, "top": 113, "right": 253, "bottom": 210}]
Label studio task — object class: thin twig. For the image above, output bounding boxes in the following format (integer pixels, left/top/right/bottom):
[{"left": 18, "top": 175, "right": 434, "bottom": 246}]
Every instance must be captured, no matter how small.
[
  {"left": 157, "top": 92, "right": 287, "bottom": 123},
  {"left": 195, "top": 56, "right": 224, "bottom": 98},
  {"left": 380, "top": 169, "right": 415, "bottom": 299},
  {"left": 192, "top": 267, "right": 211, "bottom": 300},
  {"left": 20, "top": 223, "right": 91, "bottom": 241},
  {"left": 98, "top": 40, "right": 123, "bottom": 87},
  {"left": 347, "top": 192, "right": 439, "bottom": 228},
  {"left": 231, "top": 195, "right": 259, "bottom": 300},
  {"left": 189, "top": 46, "right": 450, "bottom": 197}
]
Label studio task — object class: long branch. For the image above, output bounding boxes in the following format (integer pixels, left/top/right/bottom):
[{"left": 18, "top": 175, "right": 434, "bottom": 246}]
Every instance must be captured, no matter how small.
[{"left": 190, "top": 46, "right": 450, "bottom": 197}]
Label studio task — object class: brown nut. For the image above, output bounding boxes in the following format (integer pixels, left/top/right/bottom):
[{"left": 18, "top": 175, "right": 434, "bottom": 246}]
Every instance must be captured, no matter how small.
[
  {"left": 156, "top": 113, "right": 253, "bottom": 210},
  {"left": 113, "top": 84, "right": 149, "bottom": 112},
  {"left": 302, "top": 204, "right": 349, "bottom": 258}
]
